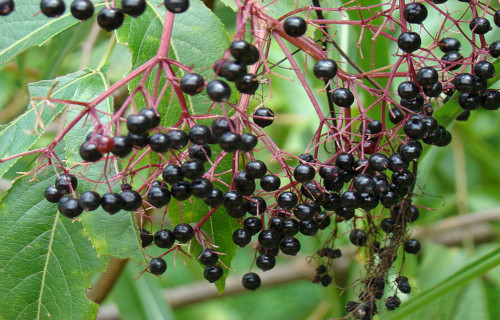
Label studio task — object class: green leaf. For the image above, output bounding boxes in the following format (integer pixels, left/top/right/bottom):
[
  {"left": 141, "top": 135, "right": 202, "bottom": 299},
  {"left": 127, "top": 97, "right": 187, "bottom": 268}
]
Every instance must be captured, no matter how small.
[
  {"left": 116, "top": 0, "right": 237, "bottom": 291},
  {"left": 0, "top": 156, "right": 105, "bottom": 320},
  {"left": 0, "top": 1, "right": 103, "bottom": 67},
  {"left": 110, "top": 263, "right": 176, "bottom": 320},
  {"left": 0, "top": 68, "right": 108, "bottom": 179},
  {"left": 383, "top": 246, "right": 500, "bottom": 320}
]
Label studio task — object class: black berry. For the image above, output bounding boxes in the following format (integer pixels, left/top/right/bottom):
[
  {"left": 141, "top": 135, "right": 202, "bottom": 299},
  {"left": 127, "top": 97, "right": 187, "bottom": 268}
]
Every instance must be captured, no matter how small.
[
  {"left": 70, "top": 0, "right": 94, "bottom": 20},
  {"left": 149, "top": 258, "right": 167, "bottom": 275},
  {"left": 313, "top": 59, "right": 338, "bottom": 81},
  {"left": 283, "top": 16, "right": 307, "bottom": 37},
  {"left": 164, "top": 0, "right": 189, "bottom": 14},
  {"left": 40, "top": 0, "right": 66, "bottom": 18},
  {"left": 173, "top": 223, "right": 194, "bottom": 243},
  {"left": 97, "top": 7, "right": 124, "bottom": 31}
]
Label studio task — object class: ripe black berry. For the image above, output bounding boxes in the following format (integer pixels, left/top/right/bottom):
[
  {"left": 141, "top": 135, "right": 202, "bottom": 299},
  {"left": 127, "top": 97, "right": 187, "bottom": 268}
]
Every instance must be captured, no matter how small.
[
  {"left": 470, "top": 17, "right": 491, "bottom": 34},
  {"left": 236, "top": 74, "right": 259, "bottom": 94},
  {"left": 40, "top": 0, "right": 65, "bottom": 18},
  {"left": 397, "top": 32, "right": 421, "bottom": 53},
  {"left": 441, "top": 51, "right": 463, "bottom": 71},
  {"left": 206, "top": 80, "right": 231, "bottom": 102},
  {"left": 438, "top": 37, "right": 461, "bottom": 53},
  {"left": 127, "top": 114, "right": 149, "bottom": 135},
  {"left": 164, "top": 0, "right": 189, "bottom": 14},
  {"left": 258, "top": 229, "right": 280, "bottom": 248},
  {"left": 220, "top": 61, "right": 247, "bottom": 82},
  {"left": 234, "top": 171, "right": 256, "bottom": 196},
  {"left": 423, "top": 82, "right": 443, "bottom": 97},
  {"left": 281, "top": 218, "right": 299, "bottom": 236},
  {"left": 120, "top": 190, "right": 142, "bottom": 211},
  {"left": 260, "top": 175, "right": 281, "bottom": 192},
  {"left": 243, "top": 216, "right": 262, "bottom": 235},
  {"left": 253, "top": 107, "right": 274, "bottom": 128},
  {"left": 70, "top": 0, "right": 94, "bottom": 20},
  {"left": 198, "top": 249, "right": 218, "bottom": 266},
  {"left": 482, "top": 90, "right": 500, "bottom": 110},
  {"left": 388, "top": 153, "right": 409, "bottom": 172},
  {"left": 111, "top": 136, "right": 133, "bottom": 157},
  {"left": 331, "top": 88, "right": 354, "bottom": 108},
  {"left": 223, "top": 191, "right": 243, "bottom": 210},
  {"left": 293, "top": 164, "right": 315, "bottom": 183},
  {"left": 416, "top": 67, "right": 438, "bottom": 86},
  {"left": 101, "top": 193, "right": 124, "bottom": 214},
  {"left": 0, "top": 0, "right": 14, "bottom": 16},
  {"left": 154, "top": 229, "right": 175, "bottom": 248},
  {"left": 280, "top": 236, "right": 301, "bottom": 255},
  {"left": 403, "top": 3, "right": 427, "bottom": 24},
  {"left": 139, "top": 108, "right": 161, "bottom": 129},
  {"left": 283, "top": 16, "right": 307, "bottom": 37},
  {"left": 353, "top": 174, "right": 375, "bottom": 193},
  {"left": 181, "top": 160, "right": 204, "bottom": 180},
  {"left": 78, "top": 191, "right": 101, "bottom": 211},
  {"left": 350, "top": 230, "right": 367, "bottom": 246},
  {"left": 147, "top": 185, "right": 171, "bottom": 208},
  {"left": 256, "top": 254, "right": 276, "bottom": 271},
  {"left": 404, "top": 117, "right": 428, "bottom": 140},
  {"left": 398, "top": 81, "right": 419, "bottom": 100},
  {"left": 458, "top": 92, "right": 481, "bottom": 111},
  {"left": 230, "top": 40, "right": 260, "bottom": 65},
  {"left": 128, "top": 132, "right": 149, "bottom": 148},
  {"left": 189, "top": 144, "right": 212, "bottom": 162},
  {"left": 58, "top": 196, "right": 83, "bottom": 218},
  {"left": 245, "top": 160, "right": 267, "bottom": 179},
  {"left": 489, "top": 41, "right": 500, "bottom": 58},
  {"left": 122, "top": 0, "right": 146, "bottom": 18},
  {"left": 167, "top": 130, "right": 188, "bottom": 150},
  {"left": 368, "top": 153, "right": 389, "bottom": 172},
  {"left": 203, "top": 188, "right": 223, "bottom": 208},
  {"left": 149, "top": 257, "right": 167, "bottom": 275},
  {"left": 79, "top": 142, "right": 103, "bottom": 162},
  {"left": 204, "top": 265, "right": 223, "bottom": 283},
  {"left": 97, "top": 7, "right": 124, "bottom": 31},
  {"left": 454, "top": 73, "right": 476, "bottom": 93},
  {"left": 188, "top": 125, "right": 213, "bottom": 145},
  {"left": 277, "top": 191, "right": 298, "bottom": 210},
  {"left": 55, "top": 173, "right": 78, "bottom": 193},
  {"left": 180, "top": 73, "right": 204, "bottom": 95},
  {"left": 162, "top": 164, "right": 183, "bottom": 185},
  {"left": 240, "top": 133, "right": 258, "bottom": 152},
  {"left": 474, "top": 61, "right": 495, "bottom": 80},
  {"left": 218, "top": 132, "right": 241, "bottom": 152},
  {"left": 173, "top": 223, "right": 194, "bottom": 243},
  {"left": 191, "top": 178, "right": 213, "bottom": 198},
  {"left": 211, "top": 117, "right": 234, "bottom": 137},
  {"left": 341, "top": 190, "right": 360, "bottom": 209},
  {"left": 313, "top": 59, "right": 338, "bottom": 81},
  {"left": 404, "top": 239, "right": 421, "bottom": 254},
  {"left": 171, "top": 181, "right": 192, "bottom": 200},
  {"left": 242, "top": 272, "right": 261, "bottom": 290},
  {"left": 45, "top": 185, "right": 64, "bottom": 203},
  {"left": 336, "top": 152, "right": 354, "bottom": 170},
  {"left": 149, "top": 133, "right": 171, "bottom": 153}
]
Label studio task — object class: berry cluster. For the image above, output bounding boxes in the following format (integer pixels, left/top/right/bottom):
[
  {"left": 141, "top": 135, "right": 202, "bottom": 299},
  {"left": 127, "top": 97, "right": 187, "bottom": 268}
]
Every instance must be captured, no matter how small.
[{"left": 5, "top": 0, "right": 500, "bottom": 318}]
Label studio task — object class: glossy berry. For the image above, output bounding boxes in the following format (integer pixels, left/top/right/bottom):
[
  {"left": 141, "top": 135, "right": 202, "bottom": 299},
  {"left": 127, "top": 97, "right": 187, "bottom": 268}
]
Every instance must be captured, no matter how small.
[
  {"left": 120, "top": 190, "right": 142, "bottom": 211},
  {"left": 70, "top": 0, "right": 94, "bottom": 20},
  {"left": 299, "top": 220, "right": 318, "bottom": 236},
  {"left": 458, "top": 93, "right": 481, "bottom": 111},
  {"left": 189, "top": 144, "right": 212, "bottom": 163},
  {"left": 171, "top": 181, "right": 192, "bottom": 200},
  {"left": 404, "top": 117, "right": 428, "bottom": 140},
  {"left": 258, "top": 229, "right": 280, "bottom": 248},
  {"left": 45, "top": 185, "right": 64, "bottom": 203},
  {"left": 128, "top": 132, "right": 149, "bottom": 148},
  {"left": 469, "top": 17, "right": 491, "bottom": 34},
  {"left": 58, "top": 196, "right": 83, "bottom": 218},
  {"left": 293, "top": 164, "right": 315, "bottom": 183},
  {"left": 350, "top": 230, "right": 367, "bottom": 246},
  {"left": 331, "top": 88, "right": 354, "bottom": 108},
  {"left": 281, "top": 219, "right": 299, "bottom": 236},
  {"left": 167, "top": 130, "right": 188, "bottom": 150},
  {"left": 403, "top": 3, "right": 427, "bottom": 24},
  {"left": 211, "top": 117, "right": 234, "bottom": 137},
  {"left": 0, "top": 0, "right": 14, "bottom": 16},
  {"left": 162, "top": 165, "right": 183, "bottom": 184},
  {"left": 277, "top": 192, "right": 298, "bottom": 210},
  {"left": 243, "top": 216, "right": 262, "bottom": 235},
  {"left": 204, "top": 265, "right": 223, "bottom": 283},
  {"left": 154, "top": 229, "right": 175, "bottom": 248},
  {"left": 246, "top": 161, "right": 267, "bottom": 179},
  {"left": 280, "top": 237, "right": 301, "bottom": 255},
  {"left": 260, "top": 175, "right": 280, "bottom": 192},
  {"left": 127, "top": 114, "right": 149, "bottom": 135},
  {"left": 388, "top": 153, "right": 409, "bottom": 172},
  {"left": 79, "top": 142, "right": 103, "bottom": 162},
  {"left": 438, "top": 37, "right": 461, "bottom": 53},
  {"left": 341, "top": 191, "right": 360, "bottom": 209},
  {"left": 236, "top": 74, "right": 259, "bottom": 94},
  {"left": 140, "top": 229, "right": 153, "bottom": 247},
  {"left": 256, "top": 254, "right": 276, "bottom": 271},
  {"left": 397, "top": 81, "right": 419, "bottom": 100},
  {"left": 173, "top": 223, "right": 194, "bottom": 243},
  {"left": 149, "top": 258, "right": 167, "bottom": 275},
  {"left": 423, "top": 82, "right": 443, "bottom": 97},
  {"left": 453, "top": 73, "right": 476, "bottom": 93},
  {"left": 404, "top": 239, "right": 421, "bottom": 254},
  {"left": 353, "top": 174, "right": 375, "bottom": 193},
  {"left": 232, "top": 229, "right": 251, "bottom": 247},
  {"left": 283, "top": 16, "right": 307, "bottom": 37},
  {"left": 101, "top": 193, "right": 123, "bottom": 214},
  {"left": 122, "top": 0, "right": 146, "bottom": 18},
  {"left": 79, "top": 191, "right": 101, "bottom": 211},
  {"left": 229, "top": 40, "right": 260, "bottom": 65},
  {"left": 188, "top": 125, "right": 213, "bottom": 145},
  {"left": 239, "top": 133, "right": 257, "bottom": 152},
  {"left": 417, "top": 67, "right": 438, "bottom": 86},
  {"left": 253, "top": 107, "right": 274, "bottom": 128},
  {"left": 489, "top": 41, "right": 500, "bottom": 58},
  {"left": 218, "top": 132, "right": 241, "bottom": 152},
  {"left": 55, "top": 173, "right": 78, "bottom": 193},
  {"left": 181, "top": 160, "right": 204, "bottom": 180},
  {"left": 203, "top": 188, "right": 223, "bottom": 208},
  {"left": 336, "top": 152, "right": 354, "bottom": 170},
  {"left": 474, "top": 61, "right": 495, "bottom": 80},
  {"left": 147, "top": 186, "right": 171, "bottom": 208},
  {"left": 40, "top": 0, "right": 65, "bottom": 18},
  {"left": 234, "top": 171, "right": 255, "bottom": 196},
  {"left": 242, "top": 272, "right": 261, "bottom": 291},
  {"left": 220, "top": 61, "right": 247, "bottom": 82},
  {"left": 313, "top": 59, "right": 338, "bottom": 81},
  {"left": 482, "top": 90, "right": 500, "bottom": 110},
  {"left": 164, "top": 0, "right": 189, "bottom": 13},
  {"left": 191, "top": 178, "right": 213, "bottom": 198},
  {"left": 397, "top": 32, "right": 421, "bottom": 53},
  {"left": 223, "top": 191, "right": 243, "bottom": 210},
  {"left": 139, "top": 108, "right": 160, "bottom": 129},
  {"left": 111, "top": 136, "right": 133, "bottom": 157},
  {"left": 369, "top": 153, "right": 389, "bottom": 172},
  {"left": 149, "top": 133, "right": 171, "bottom": 153},
  {"left": 206, "top": 80, "right": 231, "bottom": 102},
  {"left": 180, "top": 73, "right": 204, "bottom": 95},
  {"left": 198, "top": 249, "right": 218, "bottom": 266},
  {"left": 246, "top": 196, "right": 266, "bottom": 215},
  {"left": 97, "top": 7, "right": 124, "bottom": 31}
]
